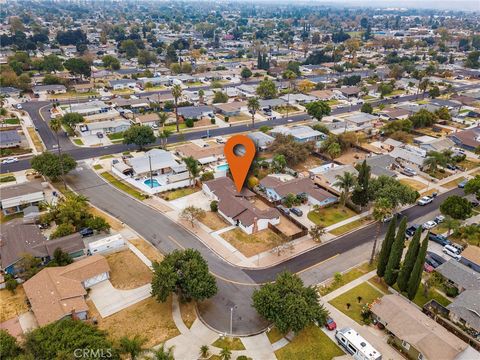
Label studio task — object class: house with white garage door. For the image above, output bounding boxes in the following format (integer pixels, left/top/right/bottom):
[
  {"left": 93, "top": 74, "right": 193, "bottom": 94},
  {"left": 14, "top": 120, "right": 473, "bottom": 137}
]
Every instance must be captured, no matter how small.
[{"left": 23, "top": 255, "right": 110, "bottom": 326}]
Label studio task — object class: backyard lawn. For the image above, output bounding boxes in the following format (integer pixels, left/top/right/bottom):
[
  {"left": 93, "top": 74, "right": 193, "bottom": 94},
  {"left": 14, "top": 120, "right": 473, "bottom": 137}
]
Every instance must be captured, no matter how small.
[
  {"left": 221, "top": 228, "right": 286, "bottom": 257},
  {"left": 329, "top": 282, "right": 383, "bottom": 324},
  {"left": 329, "top": 216, "right": 373, "bottom": 236},
  {"left": 199, "top": 211, "right": 229, "bottom": 231},
  {"left": 275, "top": 325, "right": 343, "bottom": 360},
  {"left": 159, "top": 186, "right": 199, "bottom": 201},
  {"left": 399, "top": 178, "right": 427, "bottom": 191},
  {"left": 318, "top": 262, "right": 376, "bottom": 296},
  {"left": 100, "top": 172, "right": 147, "bottom": 200},
  {"left": 0, "top": 287, "right": 29, "bottom": 322},
  {"left": 87, "top": 297, "right": 179, "bottom": 348},
  {"left": 106, "top": 250, "right": 152, "bottom": 289},
  {"left": 212, "top": 336, "right": 245, "bottom": 350},
  {"left": 307, "top": 204, "right": 357, "bottom": 227}
]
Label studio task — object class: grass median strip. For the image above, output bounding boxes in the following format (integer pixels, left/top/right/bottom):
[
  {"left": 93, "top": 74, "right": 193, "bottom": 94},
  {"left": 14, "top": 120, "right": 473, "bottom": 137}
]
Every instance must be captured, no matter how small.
[
  {"left": 100, "top": 172, "right": 147, "bottom": 200},
  {"left": 329, "top": 216, "right": 373, "bottom": 236}
]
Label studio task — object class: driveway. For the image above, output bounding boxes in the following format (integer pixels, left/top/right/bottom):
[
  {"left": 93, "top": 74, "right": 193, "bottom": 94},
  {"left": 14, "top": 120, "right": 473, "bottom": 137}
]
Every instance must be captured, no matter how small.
[{"left": 88, "top": 280, "right": 151, "bottom": 318}]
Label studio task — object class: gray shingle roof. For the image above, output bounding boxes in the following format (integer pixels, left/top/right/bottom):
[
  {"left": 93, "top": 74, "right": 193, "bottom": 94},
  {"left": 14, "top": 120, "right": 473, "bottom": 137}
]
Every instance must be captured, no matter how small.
[
  {"left": 436, "top": 260, "right": 480, "bottom": 291},
  {"left": 0, "top": 130, "right": 21, "bottom": 145},
  {"left": 447, "top": 290, "right": 480, "bottom": 332}
]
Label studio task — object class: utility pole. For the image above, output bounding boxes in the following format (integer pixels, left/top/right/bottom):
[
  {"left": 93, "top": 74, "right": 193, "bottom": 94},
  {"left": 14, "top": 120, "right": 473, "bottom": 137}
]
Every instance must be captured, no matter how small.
[
  {"left": 230, "top": 307, "right": 234, "bottom": 335},
  {"left": 148, "top": 154, "right": 153, "bottom": 188}
]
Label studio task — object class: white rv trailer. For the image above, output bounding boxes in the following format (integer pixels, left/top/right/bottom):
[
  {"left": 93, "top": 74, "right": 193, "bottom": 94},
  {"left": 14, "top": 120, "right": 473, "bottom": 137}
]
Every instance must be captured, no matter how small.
[{"left": 335, "top": 327, "right": 382, "bottom": 360}]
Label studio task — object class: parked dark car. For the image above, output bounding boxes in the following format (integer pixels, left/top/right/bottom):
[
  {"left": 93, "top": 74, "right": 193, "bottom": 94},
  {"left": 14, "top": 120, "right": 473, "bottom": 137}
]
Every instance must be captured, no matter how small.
[
  {"left": 277, "top": 205, "right": 290, "bottom": 215},
  {"left": 446, "top": 164, "right": 457, "bottom": 171},
  {"left": 290, "top": 208, "right": 303, "bottom": 217},
  {"left": 425, "top": 255, "right": 440, "bottom": 268},
  {"left": 426, "top": 251, "right": 446, "bottom": 266},
  {"left": 406, "top": 225, "right": 422, "bottom": 237},
  {"left": 458, "top": 180, "right": 468, "bottom": 188},
  {"left": 79, "top": 227, "right": 94, "bottom": 237},
  {"left": 429, "top": 232, "right": 451, "bottom": 246}
]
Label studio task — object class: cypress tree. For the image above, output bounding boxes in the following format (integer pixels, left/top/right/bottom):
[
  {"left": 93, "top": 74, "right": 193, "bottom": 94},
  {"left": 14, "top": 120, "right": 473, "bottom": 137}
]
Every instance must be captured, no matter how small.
[
  {"left": 257, "top": 53, "right": 262, "bottom": 69},
  {"left": 407, "top": 234, "right": 429, "bottom": 300},
  {"left": 384, "top": 217, "right": 407, "bottom": 286},
  {"left": 376, "top": 216, "right": 396, "bottom": 278},
  {"left": 397, "top": 227, "right": 421, "bottom": 292}
]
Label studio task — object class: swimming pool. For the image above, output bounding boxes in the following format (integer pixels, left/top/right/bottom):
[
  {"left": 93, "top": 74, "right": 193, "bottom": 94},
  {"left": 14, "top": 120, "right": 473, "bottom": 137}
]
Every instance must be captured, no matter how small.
[
  {"left": 144, "top": 179, "right": 160, "bottom": 188},
  {"left": 216, "top": 164, "right": 229, "bottom": 172}
]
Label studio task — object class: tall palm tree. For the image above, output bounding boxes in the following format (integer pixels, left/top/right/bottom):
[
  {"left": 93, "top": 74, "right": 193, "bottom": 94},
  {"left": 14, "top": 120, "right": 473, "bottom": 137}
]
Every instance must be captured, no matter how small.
[
  {"left": 219, "top": 347, "right": 232, "bottom": 360},
  {"left": 118, "top": 335, "right": 146, "bottom": 360},
  {"left": 199, "top": 345, "right": 210, "bottom": 359},
  {"left": 419, "top": 78, "right": 430, "bottom": 99},
  {"left": 333, "top": 171, "right": 356, "bottom": 206},
  {"left": 370, "top": 197, "right": 393, "bottom": 264},
  {"left": 154, "top": 344, "right": 174, "bottom": 360},
  {"left": 156, "top": 111, "right": 169, "bottom": 129},
  {"left": 172, "top": 84, "right": 182, "bottom": 133},
  {"left": 198, "top": 89, "right": 205, "bottom": 104},
  {"left": 424, "top": 151, "right": 448, "bottom": 173},
  {"left": 247, "top": 97, "right": 260, "bottom": 127},
  {"left": 49, "top": 117, "right": 66, "bottom": 189},
  {"left": 158, "top": 129, "right": 173, "bottom": 150},
  {"left": 443, "top": 216, "right": 460, "bottom": 236},
  {"left": 183, "top": 156, "right": 200, "bottom": 187},
  {"left": 282, "top": 70, "right": 297, "bottom": 118}
]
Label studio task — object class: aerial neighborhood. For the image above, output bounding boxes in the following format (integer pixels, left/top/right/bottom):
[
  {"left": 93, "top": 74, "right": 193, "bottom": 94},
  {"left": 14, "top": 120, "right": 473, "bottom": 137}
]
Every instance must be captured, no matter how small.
[{"left": 0, "top": 1, "right": 479, "bottom": 359}]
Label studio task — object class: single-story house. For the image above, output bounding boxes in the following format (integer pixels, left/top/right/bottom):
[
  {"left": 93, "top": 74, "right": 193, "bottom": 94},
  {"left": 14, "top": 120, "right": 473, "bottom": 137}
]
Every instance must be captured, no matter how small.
[
  {"left": 109, "top": 79, "right": 137, "bottom": 90},
  {"left": 338, "top": 86, "right": 360, "bottom": 98},
  {"left": 447, "top": 289, "right": 480, "bottom": 334},
  {"left": 23, "top": 255, "right": 110, "bottom": 326},
  {"left": 72, "top": 83, "right": 94, "bottom": 93},
  {"left": 213, "top": 101, "right": 247, "bottom": 117},
  {"left": 259, "top": 176, "right": 337, "bottom": 207},
  {"left": 389, "top": 147, "right": 425, "bottom": 168},
  {"left": 371, "top": 294, "right": 472, "bottom": 360},
  {"left": 270, "top": 125, "right": 326, "bottom": 143},
  {"left": 377, "top": 107, "right": 411, "bottom": 121},
  {"left": 202, "top": 177, "right": 280, "bottom": 234},
  {"left": 136, "top": 77, "right": 170, "bottom": 89},
  {"left": 175, "top": 141, "right": 224, "bottom": 165},
  {"left": 32, "top": 84, "right": 67, "bottom": 96},
  {"left": 343, "top": 112, "right": 379, "bottom": 129},
  {"left": 436, "top": 260, "right": 480, "bottom": 293},
  {"left": 417, "top": 137, "right": 456, "bottom": 153},
  {"left": 364, "top": 154, "right": 397, "bottom": 178},
  {"left": 448, "top": 126, "right": 480, "bottom": 151},
  {"left": 259, "top": 98, "right": 286, "bottom": 110},
  {"left": 133, "top": 113, "right": 160, "bottom": 128},
  {"left": 0, "top": 181, "right": 45, "bottom": 215},
  {"left": 280, "top": 93, "right": 316, "bottom": 104},
  {"left": 451, "top": 95, "right": 478, "bottom": 107},
  {"left": 0, "top": 219, "right": 85, "bottom": 274},
  {"left": 66, "top": 100, "right": 110, "bottom": 116},
  {"left": 314, "top": 164, "right": 359, "bottom": 194},
  {"left": 460, "top": 246, "right": 480, "bottom": 273},
  {"left": 309, "top": 90, "right": 335, "bottom": 101},
  {"left": 77, "top": 119, "right": 131, "bottom": 136},
  {"left": 177, "top": 105, "right": 214, "bottom": 120},
  {"left": 248, "top": 131, "right": 275, "bottom": 151},
  {"left": 0, "top": 130, "right": 21, "bottom": 148},
  {"left": 0, "top": 86, "right": 21, "bottom": 97},
  {"left": 127, "top": 148, "right": 187, "bottom": 177},
  {"left": 430, "top": 98, "right": 462, "bottom": 112},
  {"left": 111, "top": 98, "right": 151, "bottom": 112}
]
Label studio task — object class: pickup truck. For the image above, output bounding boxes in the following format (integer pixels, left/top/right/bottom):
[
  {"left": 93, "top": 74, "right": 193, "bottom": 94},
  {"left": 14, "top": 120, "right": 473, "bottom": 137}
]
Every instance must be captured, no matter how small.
[
  {"left": 428, "top": 232, "right": 451, "bottom": 246},
  {"left": 417, "top": 196, "right": 434, "bottom": 206},
  {"left": 406, "top": 225, "right": 422, "bottom": 237}
]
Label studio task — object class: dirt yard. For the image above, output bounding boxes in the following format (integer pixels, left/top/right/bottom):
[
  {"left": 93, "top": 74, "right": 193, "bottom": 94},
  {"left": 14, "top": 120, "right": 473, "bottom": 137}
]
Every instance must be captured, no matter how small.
[
  {"left": 399, "top": 178, "right": 427, "bottom": 191},
  {"left": 129, "top": 238, "right": 164, "bottom": 263},
  {"left": 179, "top": 301, "right": 197, "bottom": 329},
  {"left": 87, "top": 297, "right": 179, "bottom": 347},
  {"left": 221, "top": 228, "right": 286, "bottom": 257},
  {"left": 276, "top": 216, "right": 302, "bottom": 237},
  {"left": 293, "top": 155, "right": 325, "bottom": 172},
  {"left": 106, "top": 250, "right": 152, "bottom": 289},
  {"left": 88, "top": 206, "right": 124, "bottom": 231},
  {"left": 0, "top": 287, "right": 29, "bottom": 322},
  {"left": 199, "top": 211, "right": 229, "bottom": 231},
  {"left": 335, "top": 149, "right": 368, "bottom": 165}
]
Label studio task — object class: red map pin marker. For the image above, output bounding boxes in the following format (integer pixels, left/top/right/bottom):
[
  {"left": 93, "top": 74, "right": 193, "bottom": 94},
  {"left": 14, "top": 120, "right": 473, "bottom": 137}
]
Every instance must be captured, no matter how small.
[{"left": 224, "top": 135, "right": 256, "bottom": 192}]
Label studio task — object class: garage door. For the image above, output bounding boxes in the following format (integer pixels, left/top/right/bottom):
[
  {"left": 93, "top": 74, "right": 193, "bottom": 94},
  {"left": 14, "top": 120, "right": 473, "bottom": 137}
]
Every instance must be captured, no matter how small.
[{"left": 84, "top": 272, "right": 109, "bottom": 288}]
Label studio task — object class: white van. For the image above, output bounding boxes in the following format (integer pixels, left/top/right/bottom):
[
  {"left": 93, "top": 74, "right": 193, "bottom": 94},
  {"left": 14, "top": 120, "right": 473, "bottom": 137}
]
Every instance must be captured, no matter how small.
[{"left": 443, "top": 245, "right": 461, "bottom": 261}]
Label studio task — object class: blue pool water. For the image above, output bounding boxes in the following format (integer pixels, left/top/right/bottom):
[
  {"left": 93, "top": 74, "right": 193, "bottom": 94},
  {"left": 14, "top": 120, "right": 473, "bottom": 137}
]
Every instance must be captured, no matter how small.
[
  {"left": 144, "top": 179, "right": 160, "bottom": 187},
  {"left": 216, "top": 164, "right": 229, "bottom": 171}
]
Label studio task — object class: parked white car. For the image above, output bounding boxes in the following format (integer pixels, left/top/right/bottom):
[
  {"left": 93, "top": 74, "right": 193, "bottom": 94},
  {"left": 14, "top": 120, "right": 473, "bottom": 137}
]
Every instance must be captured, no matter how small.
[
  {"left": 1, "top": 157, "right": 18, "bottom": 164},
  {"left": 422, "top": 220, "right": 437, "bottom": 230},
  {"left": 417, "top": 196, "right": 433, "bottom": 206},
  {"left": 443, "top": 245, "right": 462, "bottom": 261}
]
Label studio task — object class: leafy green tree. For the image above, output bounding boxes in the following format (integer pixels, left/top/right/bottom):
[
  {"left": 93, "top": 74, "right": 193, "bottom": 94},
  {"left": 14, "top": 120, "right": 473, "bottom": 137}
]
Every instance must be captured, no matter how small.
[
  {"left": 179, "top": 205, "right": 205, "bottom": 227},
  {"left": 51, "top": 223, "right": 76, "bottom": 239},
  {"left": 407, "top": 235, "right": 429, "bottom": 300},
  {"left": 351, "top": 160, "right": 371, "bottom": 210},
  {"left": 384, "top": 217, "right": 407, "bottom": 285},
  {"left": 41, "top": 54, "right": 64, "bottom": 72},
  {"left": 120, "top": 39, "right": 139, "bottom": 58},
  {"left": 183, "top": 156, "right": 200, "bottom": 187},
  {"left": 376, "top": 216, "right": 396, "bottom": 278},
  {"left": 137, "top": 50, "right": 157, "bottom": 66},
  {"left": 31, "top": 152, "right": 77, "bottom": 181},
  {"left": 409, "top": 109, "right": 437, "bottom": 128},
  {"left": 247, "top": 97, "right": 260, "bottom": 127},
  {"left": 325, "top": 142, "right": 341, "bottom": 161},
  {"left": 64, "top": 58, "right": 91, "bottom": 78},
  {"left": 360, "top": 103, "right": 373, "bottom": 114},
  {"left": 271, "top": 154, "right": 286, "bottom": 173},
  {"left": 151, "top": 249, "right": 217, "bottom": 302},
  {"left": 429, "top": 86, "right": 440, "bottom": 98},
  {"left": 0, "top": 329, "right": 21, "bottom": 359},
  {"left": 333, "top": 171, "right": 356, "bottom": 206},
  {"left": 440, "top": 195, "right": 472, "bottom": 220},
  {"left": 465, "top": 51, "right": 480, "bottom": 69},
  {"left": 309, "top": 224, "right": 326, "bottom": 242},
  {"left": 240, "top": 67, "right": 252, "bottom": 80},
  {"left": 256, "top": 78, "right": 277, "bottom": 99},
  {"left": 62, "top": 112, "right": 84, "bottom": 127},
  {"left": 252, "top": 272, "right": 329, "bottom": 334},
  {"left": 48, "top": 248, "right": 73, "bottom": 266},
  {"left": 369, "top": 175, "right": 418, "bottom": 210},
  {"left": 397, "top": 227, "right": 421, "bottom": 292},
  {"left": 24, "top": 318, "right": 118, "bottom": 360},
  {"left": 154, "top": 344, "right": 175, "bottom": 360},
  {"left": 270, "top": 134, "right": 314, "bottom": 166},
  {"left": 371, "top": 198, "right": 393, "bottom": 264},
  {"left": 199, "top": 345, "right": 210, "bottom": 359},
  {"left": 305, "top": 101, "right": 331, "bottom": 121},
  {"left": 118, "top": 335, "right": 146, "bottom": 360},
  {"left": 465, "top": 175, "right": 480, "bottom": 198},
  {"left": 102, "top": 55, "right": 120, "bottom": 70},
  {"left": 213, "top": 91, "right": 228, "bottom": 103},
  {"left": 85, "top": 216, "right": 110, "bottom": 232},
  {"left": 123, "top": 125, "right": 156, "bottom": 150}
]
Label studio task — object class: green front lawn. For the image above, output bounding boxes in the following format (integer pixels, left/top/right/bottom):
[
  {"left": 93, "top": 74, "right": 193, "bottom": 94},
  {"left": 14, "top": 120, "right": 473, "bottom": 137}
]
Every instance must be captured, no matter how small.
[
  {"left": 100, "top": 172, "right": 147, "bottom": 200},
  {"left": 159, "top": 186, "right": 199, "bottom": 201},
  {"left": 107, "top": 132, "right": 124, "bottom": 141},
  {"left": 73, "top": 138, "right": 84, "bottom": 145},
  {"left": 275, "top": 325, "right": 343, "bottom": 360},
  {"left": 93, "top": 164, "right": 103, "bottom": 170},
  {"left": 266, "top": 327, "right": 285, "bottom": 344},
  {"left": 3, "top": 118, "right": 20, "bottom": 125},
  {"left": 318, "top": 262, "right": 376, "bottom": 296},
  {"left": 212, "top": 336, "right": 245, "bottom": 350},
  {"left": 329, "top": 216, "right": 373, "bottom": 236},
  {"left": 393, "top": 283, "right": 451, "bottom": 308},
  {"left": 307, "top": 204, "right": 357, "bottom": 227},
  {"left": 329, "top": 282, "right": 383, "bottom": 324}
]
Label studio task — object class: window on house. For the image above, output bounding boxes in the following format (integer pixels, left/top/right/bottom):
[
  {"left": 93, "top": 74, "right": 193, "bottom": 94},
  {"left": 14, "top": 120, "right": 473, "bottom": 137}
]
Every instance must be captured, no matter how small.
[{"left": 402, "top": 340, "right": 410, "bottom": 350}]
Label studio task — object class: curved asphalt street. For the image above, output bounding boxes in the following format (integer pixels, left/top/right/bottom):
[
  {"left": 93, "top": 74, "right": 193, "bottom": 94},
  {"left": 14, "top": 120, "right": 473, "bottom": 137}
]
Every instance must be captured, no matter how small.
[{"left": 66, "top": 165, "right": 464, "bottom": 335}]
